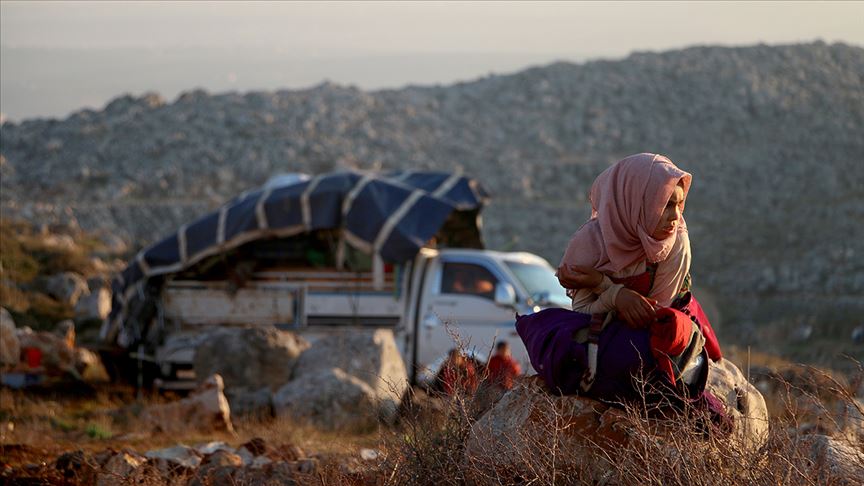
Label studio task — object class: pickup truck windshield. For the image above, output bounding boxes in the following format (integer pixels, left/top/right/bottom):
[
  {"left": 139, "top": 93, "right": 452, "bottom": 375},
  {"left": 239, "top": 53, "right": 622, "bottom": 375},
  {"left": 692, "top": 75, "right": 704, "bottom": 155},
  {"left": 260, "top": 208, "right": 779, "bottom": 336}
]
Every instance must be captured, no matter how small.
[{"left": 504, "top": 261, "right": 571, "bottom": 308}]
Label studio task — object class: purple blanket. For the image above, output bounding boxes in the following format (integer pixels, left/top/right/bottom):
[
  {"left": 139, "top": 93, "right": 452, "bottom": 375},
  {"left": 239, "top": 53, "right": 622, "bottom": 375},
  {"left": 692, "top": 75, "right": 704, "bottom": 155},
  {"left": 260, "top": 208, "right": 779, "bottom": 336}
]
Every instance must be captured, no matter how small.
[{"left": 516, "top": 308, "right": 658, "bottom": 400}]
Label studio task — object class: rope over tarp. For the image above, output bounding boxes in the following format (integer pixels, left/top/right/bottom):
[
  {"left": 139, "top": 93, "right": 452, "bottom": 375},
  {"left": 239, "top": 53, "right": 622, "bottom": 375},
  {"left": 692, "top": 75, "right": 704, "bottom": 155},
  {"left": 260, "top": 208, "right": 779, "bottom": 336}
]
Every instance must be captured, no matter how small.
[{"left": 100, "top": 170, "right": 489, "bottom": 348}]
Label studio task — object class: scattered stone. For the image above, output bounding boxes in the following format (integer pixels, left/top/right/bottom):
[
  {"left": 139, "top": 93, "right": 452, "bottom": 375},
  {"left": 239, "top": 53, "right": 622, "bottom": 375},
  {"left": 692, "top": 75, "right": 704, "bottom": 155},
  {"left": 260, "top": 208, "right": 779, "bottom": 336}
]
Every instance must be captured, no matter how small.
[
  {"left": 189, "top": 449, "right": 244, "bottom": 486},
  {"left": 236, "top": 446, "right": 254, "bottom": 466},
  {"left": 140, "top": 374, "right": 234, "bottom": 434},
  {"left": 194, "top": 441, "right": 232, "bottom": 456},
  {"left": 144, "top": 445, "right": 202, "bottom": 469},
  {"left": 193, "top": 327, "right": 309, "bottom": 391},
  {"left": 359, "top": 448, "right": 380, "bottom": 461},
  {"left": 201, "top": 449, "right": 243, "bottom": 468},
  {"left": 96, "top": 451, "right": 145, "bottom": 486},
  {"left": 250, "top": 456, "right": 272, "bottom": 469}
]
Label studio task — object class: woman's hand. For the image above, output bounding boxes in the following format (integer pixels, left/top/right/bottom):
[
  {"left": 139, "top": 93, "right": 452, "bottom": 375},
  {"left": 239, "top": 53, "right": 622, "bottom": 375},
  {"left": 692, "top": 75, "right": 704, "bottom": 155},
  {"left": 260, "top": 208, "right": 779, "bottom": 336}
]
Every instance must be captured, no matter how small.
[
  {"left": 556, "top": 264, "right": 604, "bottom": 290},
  {"left": 615, "top": 288, "right": 658, "bottom": 328}
]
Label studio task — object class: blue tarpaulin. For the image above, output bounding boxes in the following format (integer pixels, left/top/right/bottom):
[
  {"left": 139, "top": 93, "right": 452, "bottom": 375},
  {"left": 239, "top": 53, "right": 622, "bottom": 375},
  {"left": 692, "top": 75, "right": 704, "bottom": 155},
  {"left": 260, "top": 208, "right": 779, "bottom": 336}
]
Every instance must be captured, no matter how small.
[{"left": 101, "top": 170, "right": 489, "bottom": 348}]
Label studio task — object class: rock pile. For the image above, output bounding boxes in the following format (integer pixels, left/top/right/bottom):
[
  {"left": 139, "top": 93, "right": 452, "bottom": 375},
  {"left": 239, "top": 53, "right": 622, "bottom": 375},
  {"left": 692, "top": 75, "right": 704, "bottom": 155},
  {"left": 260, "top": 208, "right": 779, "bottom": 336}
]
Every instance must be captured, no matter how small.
[
  {"left": 190, "top": 327, "right": 410, "bottom": 431},
  {"left": 29, "top": 437, "right": 351, "bottom": 486},
  {"left": 0, "top": 308, "right": 108, "bottom": 381},
  {"left": 1, "top": 42, "right": 861, "bottom": 332}
]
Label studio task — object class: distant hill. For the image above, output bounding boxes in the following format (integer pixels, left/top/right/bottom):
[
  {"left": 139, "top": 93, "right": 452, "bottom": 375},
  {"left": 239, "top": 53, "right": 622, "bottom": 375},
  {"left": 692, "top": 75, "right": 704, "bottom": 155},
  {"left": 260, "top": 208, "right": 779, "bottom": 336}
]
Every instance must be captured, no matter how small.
[{"left": 2, "top": 42, "right": 862, "bottom": 343}]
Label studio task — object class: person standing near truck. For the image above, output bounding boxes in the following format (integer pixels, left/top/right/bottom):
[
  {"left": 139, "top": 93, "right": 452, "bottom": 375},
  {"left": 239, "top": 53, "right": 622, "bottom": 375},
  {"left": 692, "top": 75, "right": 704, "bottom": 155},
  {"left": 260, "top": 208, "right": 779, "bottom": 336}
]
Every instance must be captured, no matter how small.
[
  {"left": 439, "top": 348, "right": 479, "bottom": 395},
  {"left": 486, "top": 341, "right": 521, "bottom": 390}
]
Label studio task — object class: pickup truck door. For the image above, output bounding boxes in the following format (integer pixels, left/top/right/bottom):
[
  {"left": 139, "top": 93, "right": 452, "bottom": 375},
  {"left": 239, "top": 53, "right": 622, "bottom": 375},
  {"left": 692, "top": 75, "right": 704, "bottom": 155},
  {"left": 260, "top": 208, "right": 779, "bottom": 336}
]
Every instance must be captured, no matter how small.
[{"left": 417, "top": 259, "right": 520, "bottom": 367}]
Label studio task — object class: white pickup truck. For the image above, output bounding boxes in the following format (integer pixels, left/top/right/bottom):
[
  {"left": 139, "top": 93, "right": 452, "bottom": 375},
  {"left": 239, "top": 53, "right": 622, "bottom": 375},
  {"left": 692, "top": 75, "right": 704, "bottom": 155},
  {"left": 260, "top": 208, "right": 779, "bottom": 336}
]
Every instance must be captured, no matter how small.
[{"left": 153, "top": 247, "right": 570, "bottom": 386}]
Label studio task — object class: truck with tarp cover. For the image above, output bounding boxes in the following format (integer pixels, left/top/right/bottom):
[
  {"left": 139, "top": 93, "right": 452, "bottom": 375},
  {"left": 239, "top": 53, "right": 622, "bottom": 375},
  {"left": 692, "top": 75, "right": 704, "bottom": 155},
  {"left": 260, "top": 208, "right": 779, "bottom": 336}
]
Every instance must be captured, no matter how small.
[{"left": 100, "top": 170, "right": 569, "bottom": 386}]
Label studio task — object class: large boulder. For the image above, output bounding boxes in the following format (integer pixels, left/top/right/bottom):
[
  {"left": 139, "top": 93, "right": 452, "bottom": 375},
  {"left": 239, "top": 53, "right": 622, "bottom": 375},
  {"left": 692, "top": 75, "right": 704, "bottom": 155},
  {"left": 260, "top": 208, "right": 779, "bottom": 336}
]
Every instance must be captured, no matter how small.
[
  {"left": 0, "top": 307, "right": 20, "bottom": 366},
  {"left": 465, "top": 360, "right": 771, "bottom": 483},
  {"left": 292, "top": 329, "right": 409, "bottom": 420},
  {"left": 193, "top": 327, "right": 309, "bottom": 391},
  {"left": 799, "top": 434, "right": 864, "bottom": 484},
  {"left": 464, "top": 377, "right": 630, "bottom": 482},
  {"left": 706, "top": 358, "right": 770, "bottom": 452},
  {"left": 140, "top": 374, "right": 234, "bottom": 434},
  {"left": 273, "top": 367, "right": 380, "bottom": 431}
]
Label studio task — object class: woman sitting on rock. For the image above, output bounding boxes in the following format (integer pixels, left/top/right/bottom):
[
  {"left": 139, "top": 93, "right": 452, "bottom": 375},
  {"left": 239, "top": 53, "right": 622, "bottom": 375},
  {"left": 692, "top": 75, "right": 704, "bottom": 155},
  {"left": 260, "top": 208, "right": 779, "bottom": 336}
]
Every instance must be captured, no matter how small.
[
  {"left": 517, "top": 153, "right": 722, "bottom": 404},
  {"left": 559, "top": 152, "right": 697, "bottom": 327}
]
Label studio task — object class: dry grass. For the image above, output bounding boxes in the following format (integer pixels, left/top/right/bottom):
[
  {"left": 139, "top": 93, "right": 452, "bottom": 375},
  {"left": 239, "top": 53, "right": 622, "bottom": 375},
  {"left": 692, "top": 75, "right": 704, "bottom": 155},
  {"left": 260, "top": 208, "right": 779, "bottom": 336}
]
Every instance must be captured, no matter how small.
[{"left": 379, "top": 364, "right": 864, "bottom": 485}]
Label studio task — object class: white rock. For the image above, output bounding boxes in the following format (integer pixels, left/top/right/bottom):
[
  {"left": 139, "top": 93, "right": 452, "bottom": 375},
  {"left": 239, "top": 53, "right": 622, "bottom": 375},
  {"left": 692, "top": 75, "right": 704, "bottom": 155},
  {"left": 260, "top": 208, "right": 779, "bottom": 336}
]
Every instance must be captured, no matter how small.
[
  {"left": 360, "top": 448, "right": 380, "bottom": 461},
  {"left": 194, "top": 441, "right": 233, "bottom": 456},
  {"left": 236, "top": 446, "right": 254, "bottom": 466},
  {"left": 144, "top": 445, "right": 202, "bottom": 469}
]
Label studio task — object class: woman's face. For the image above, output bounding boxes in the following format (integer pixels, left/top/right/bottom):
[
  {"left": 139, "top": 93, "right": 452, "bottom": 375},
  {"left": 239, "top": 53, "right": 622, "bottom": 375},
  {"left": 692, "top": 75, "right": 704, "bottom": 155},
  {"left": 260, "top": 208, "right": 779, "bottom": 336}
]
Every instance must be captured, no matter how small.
[{"left": 651, "top": 183, "right": 685, "bottom": 240}]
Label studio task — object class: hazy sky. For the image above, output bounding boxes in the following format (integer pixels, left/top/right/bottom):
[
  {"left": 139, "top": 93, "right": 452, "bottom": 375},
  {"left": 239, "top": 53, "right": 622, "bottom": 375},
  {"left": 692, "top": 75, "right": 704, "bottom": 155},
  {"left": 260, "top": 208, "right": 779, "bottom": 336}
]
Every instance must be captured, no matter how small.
[{"left": 2, "top": 1, "right": 862, "bottom": 120}]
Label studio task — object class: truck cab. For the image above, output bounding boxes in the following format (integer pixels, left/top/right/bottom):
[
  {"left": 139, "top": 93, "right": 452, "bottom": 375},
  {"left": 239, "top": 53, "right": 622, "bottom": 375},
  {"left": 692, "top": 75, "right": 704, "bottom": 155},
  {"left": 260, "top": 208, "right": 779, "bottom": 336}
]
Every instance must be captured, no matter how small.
[{"left": 407, "top": 248, "right": 570, "bottom": 383}]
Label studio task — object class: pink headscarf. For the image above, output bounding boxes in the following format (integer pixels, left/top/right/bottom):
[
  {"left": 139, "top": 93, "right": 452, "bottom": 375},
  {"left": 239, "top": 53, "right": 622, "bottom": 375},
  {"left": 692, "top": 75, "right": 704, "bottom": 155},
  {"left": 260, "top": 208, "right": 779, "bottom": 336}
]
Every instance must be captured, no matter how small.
[{"left": 561, "top": 153, "right": 692, "bottom": 273}]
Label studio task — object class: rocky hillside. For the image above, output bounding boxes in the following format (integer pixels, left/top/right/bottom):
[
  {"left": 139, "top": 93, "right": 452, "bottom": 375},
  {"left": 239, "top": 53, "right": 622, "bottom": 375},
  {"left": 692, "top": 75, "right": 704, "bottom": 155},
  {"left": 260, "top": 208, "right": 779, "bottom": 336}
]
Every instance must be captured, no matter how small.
[{"left": 1, "top": 42, "right": 862, "bottom": 338}]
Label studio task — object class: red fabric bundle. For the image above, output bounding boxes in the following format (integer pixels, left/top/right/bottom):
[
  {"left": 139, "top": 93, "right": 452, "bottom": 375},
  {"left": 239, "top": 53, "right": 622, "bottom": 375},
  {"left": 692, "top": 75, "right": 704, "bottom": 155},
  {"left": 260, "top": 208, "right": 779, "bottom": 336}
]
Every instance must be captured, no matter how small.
[{"left": 649, "top": 307, "right": 694, "bottom": 383}]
